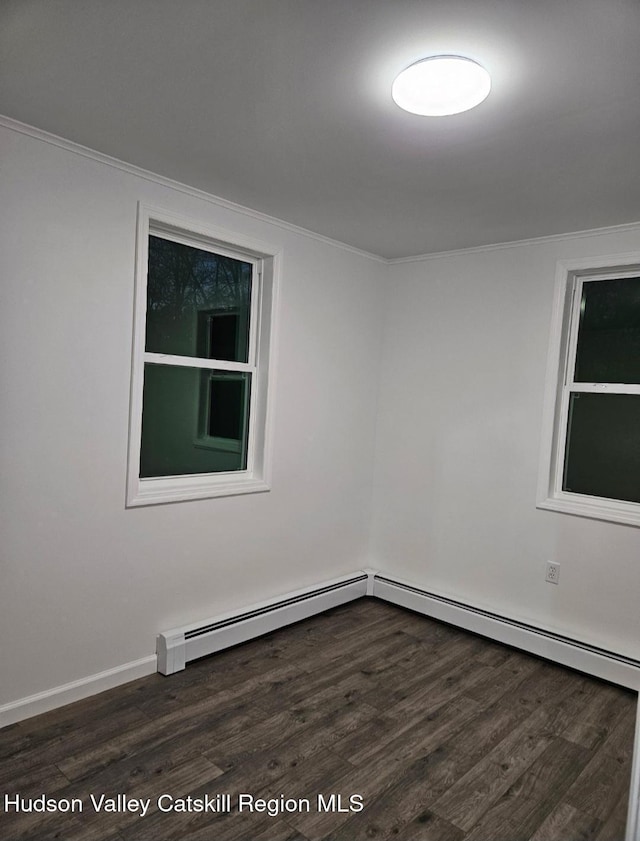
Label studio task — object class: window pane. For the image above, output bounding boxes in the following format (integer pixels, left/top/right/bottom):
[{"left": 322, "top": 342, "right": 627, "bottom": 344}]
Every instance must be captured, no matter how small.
[
  {"left": 140, "top": 364, "right": 250, "bottom": 478},
  {"left": 574, "top": 277, "right": 640, "bottom": 383},
  {"left": 563, "top": 392, "right": 640, "bottom": 503},
  {"left": 145, "top": 236, "right": 252, "bottom": 362}
]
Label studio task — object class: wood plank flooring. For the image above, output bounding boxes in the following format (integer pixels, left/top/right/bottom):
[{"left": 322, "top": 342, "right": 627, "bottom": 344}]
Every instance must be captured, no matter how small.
[{"left": 0, "top": 598, "right": 636, "bottom": 840}]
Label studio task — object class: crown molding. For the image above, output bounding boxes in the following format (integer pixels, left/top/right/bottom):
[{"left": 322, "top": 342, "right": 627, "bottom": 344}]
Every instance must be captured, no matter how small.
[
  {"left": 388, "top": 220, "right": 640, "bottom": 265},
  {"left": 0, "top": 114, "right": 385, "bottom": 264},
  {"left": 3, "top": 113, "right": 639, "bottom": 267}
]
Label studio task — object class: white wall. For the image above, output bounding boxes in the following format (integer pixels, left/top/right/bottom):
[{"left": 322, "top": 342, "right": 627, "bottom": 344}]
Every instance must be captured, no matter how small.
[
  {"left": 0, "top": 123, "right": 386, "bottom": 708},
  {"left": 371, "top": 228, "right": 640, "bottom": 660}
]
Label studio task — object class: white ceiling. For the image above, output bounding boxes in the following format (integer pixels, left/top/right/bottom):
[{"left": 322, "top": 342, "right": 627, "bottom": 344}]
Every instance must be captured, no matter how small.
[{"left": 2, "top": 0, "right": 639, "bottom": 259}]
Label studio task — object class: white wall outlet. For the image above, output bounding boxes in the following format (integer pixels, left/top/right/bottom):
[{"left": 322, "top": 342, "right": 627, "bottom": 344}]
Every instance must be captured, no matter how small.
[{"left": 545, "top": 561, "right": 560, "bottom": 584}]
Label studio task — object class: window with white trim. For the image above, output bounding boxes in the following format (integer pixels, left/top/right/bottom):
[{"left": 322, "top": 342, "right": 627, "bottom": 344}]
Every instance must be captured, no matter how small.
[
  {"left": 538, "top": 255, "right": 640, "bottom": 527},
  {"left": 127, "top": 205, "right": 278, "bottom": 506}
]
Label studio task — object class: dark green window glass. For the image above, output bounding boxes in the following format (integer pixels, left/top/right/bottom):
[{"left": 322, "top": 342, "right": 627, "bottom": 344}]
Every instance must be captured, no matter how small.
[
  {"left": 574, "top": 277, "right": 640, "bottom": 384},
  {"left": 563, "top": 393, "right": 640, "bottom": 503},
  {"left": 140, "top": 364, "right": 251, "bottom": 478},
  {"left": 145, "top": 236, "right": 252, "bottom": 362},
  {"left": 206, "top": 376, "right": 246, "bottom": 439}
]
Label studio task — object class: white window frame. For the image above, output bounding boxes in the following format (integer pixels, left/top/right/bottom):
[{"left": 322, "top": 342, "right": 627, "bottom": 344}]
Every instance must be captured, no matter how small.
[
  {"left": 537, "top": 252, "right": 640, "bottom": 527},
  {"left": 126, "top": 203, "right": 280, "bottom": 507}
]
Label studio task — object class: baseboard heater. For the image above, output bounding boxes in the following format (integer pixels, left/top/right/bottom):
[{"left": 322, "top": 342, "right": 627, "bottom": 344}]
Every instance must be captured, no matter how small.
[
  {"left": 370, "top": 573, "right": 640, "bottom": 691},
  {"left": 157, "top": 569, "right": 640, "bottom": 690},
  {"left": 157, "top": 572, "right": 368, "bottom": 675}
]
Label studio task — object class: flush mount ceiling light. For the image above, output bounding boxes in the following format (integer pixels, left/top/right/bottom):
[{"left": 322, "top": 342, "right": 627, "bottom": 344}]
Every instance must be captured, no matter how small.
[{"left": 392, "top": 55, "right": 491, "bottom": 116}]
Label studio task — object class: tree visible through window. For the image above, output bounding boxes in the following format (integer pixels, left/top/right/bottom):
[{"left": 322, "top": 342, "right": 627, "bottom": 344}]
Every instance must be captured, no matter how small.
[{"left": 145, "top": 236, "right": 251, "bottom": 362}]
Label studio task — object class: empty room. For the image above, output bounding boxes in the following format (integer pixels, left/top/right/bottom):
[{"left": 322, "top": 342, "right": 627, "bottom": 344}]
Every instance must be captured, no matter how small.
[{"left": 1, "top": 1, "right": 639, "bottom": 839}]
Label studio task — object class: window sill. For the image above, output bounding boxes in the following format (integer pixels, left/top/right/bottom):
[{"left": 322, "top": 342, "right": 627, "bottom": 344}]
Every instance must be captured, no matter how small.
[
  {"left": 537, "top": 493, "right": 640, "bottom": 528},
  {"left": 126, "top": 473, "right": 270, "bottom": 507},
  {"left": 193, "top": 436, "right": 242, "bottom": 454}
]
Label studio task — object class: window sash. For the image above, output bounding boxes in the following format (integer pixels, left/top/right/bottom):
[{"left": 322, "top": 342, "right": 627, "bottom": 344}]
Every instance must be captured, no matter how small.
[
  {"left": 537, "top": 254, "right": 640, "bottom": 527},
  {"left": 564, "top": 272, "right": 640, "bottom": 388},
  {"left": 145, "top": 226, "right": 261, "bottom": 369}
]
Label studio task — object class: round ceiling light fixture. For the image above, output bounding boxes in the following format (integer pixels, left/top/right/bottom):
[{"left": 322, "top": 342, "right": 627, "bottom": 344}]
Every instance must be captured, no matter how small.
[{"left": 392, "top": 55, "right": 491, "bottom": 116}]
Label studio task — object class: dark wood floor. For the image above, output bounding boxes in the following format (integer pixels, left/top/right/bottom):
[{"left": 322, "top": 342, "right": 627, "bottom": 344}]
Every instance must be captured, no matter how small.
[{"left": 0, "top": 598, "right": 636, "bottom": 840}]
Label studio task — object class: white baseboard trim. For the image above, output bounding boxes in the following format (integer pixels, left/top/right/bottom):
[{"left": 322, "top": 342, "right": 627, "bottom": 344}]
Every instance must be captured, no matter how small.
[
  {"left": 2, "top": 573, "right": 368, "bottom": 726},
  {"left": 0, "top": 655, "right": 157, "bottom": 729},
  {"left": 157, "top": 571, "right": 368, "bottom": 674},
  {"left": 371, "top": 572, "right": 640, "bottom": 691}
]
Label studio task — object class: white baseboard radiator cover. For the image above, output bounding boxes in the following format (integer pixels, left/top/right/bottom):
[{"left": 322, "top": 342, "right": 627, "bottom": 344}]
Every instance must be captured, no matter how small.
[
  {"left": 158, "top": 568, "right": 640, "bottom": 690},
  {"left": 157, "top": 571, "right": 369, "bottom": 675},
  {"left": 369, "top": 573, "right": 640, "bottom": 691}
]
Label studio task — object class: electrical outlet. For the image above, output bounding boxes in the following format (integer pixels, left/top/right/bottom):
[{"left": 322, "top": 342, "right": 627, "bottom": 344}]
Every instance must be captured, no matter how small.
[{"left": 545, "top": 562, "right": 560, "bottom": 584}]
